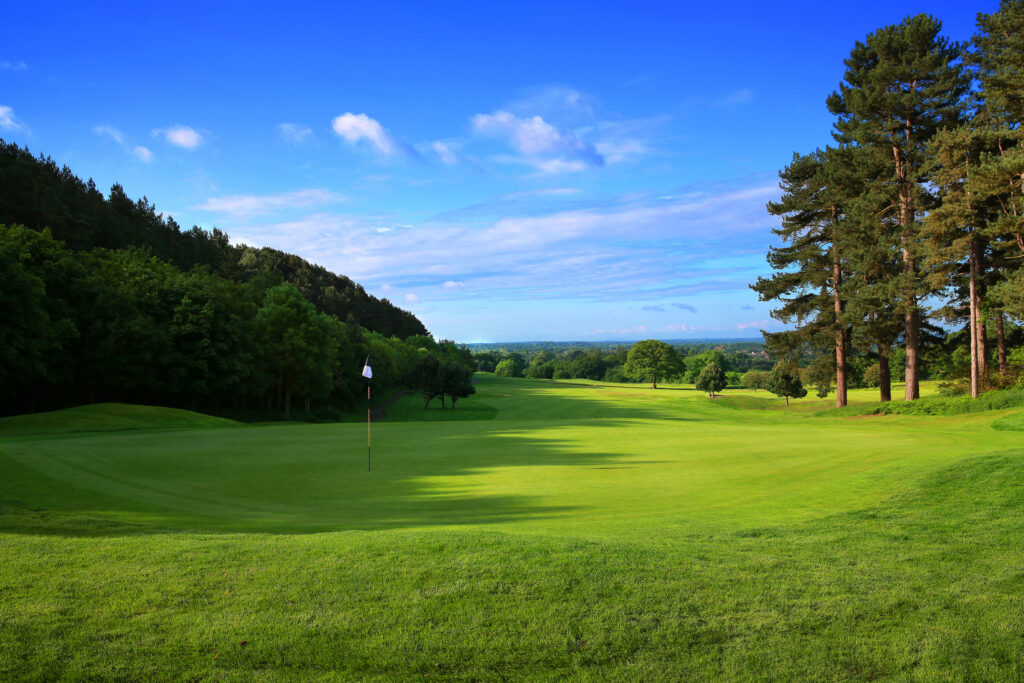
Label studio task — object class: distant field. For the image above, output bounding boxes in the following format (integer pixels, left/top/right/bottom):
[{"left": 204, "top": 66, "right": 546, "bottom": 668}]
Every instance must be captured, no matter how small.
[{"left": 2, "top": 376, "right": 1023, "bottom": 679}]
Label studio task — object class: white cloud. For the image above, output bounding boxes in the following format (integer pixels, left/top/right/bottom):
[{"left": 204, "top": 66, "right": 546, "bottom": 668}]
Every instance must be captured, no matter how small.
[
  {"left": 133, "top": 146, "right": 154, "bottom": 163},
  {"left": 155, "top": 125, "right": 204, "bottom": 149},
  {"left": 404, "top": 293, "right": 419, "bottom": 304},
  {"left": 432, "top": 141, "right": 457, "bottom": 165},
  {"left": 277, "top": 123, "right": 312, "bottom": 143},
  {"left": 0, "top": 105, "right": 24, "bottom": 131},
  {"left": 331, "top": 113, "right": 398, "bottom": 155},
  {"left": 0, "top": 61, "right": 27, "bottom": 71},
  {"left": 471, "top": 110, "right": 604, "bottom": 171},
  {"left": 442, "top": 281, "right": 464, "bottom": 289},
  {"left": 195, "top": 189, "right": 343, "bottom": 218},
  {"left": 93, "top": 125, "right": 126, "bottom": 144}
]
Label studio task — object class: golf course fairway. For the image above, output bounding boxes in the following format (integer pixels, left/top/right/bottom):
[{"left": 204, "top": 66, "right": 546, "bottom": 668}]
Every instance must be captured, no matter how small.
[{"left": 2, "top": 374, "right": 1023, "bottom": 680}]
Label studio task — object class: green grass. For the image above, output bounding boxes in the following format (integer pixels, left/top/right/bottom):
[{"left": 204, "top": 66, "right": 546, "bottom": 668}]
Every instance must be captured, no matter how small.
[
  {"left": 2, "top": 376, "right": 1023, "bottom": 679},
  {"left": 0, "top": 402, "right": 240, "bottom": 438}
]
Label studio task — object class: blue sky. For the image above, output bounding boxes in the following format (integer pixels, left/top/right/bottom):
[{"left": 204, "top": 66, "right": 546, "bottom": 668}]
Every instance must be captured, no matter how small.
[{"left": 1, "top": 1, "right": 990, "bottom": 342}]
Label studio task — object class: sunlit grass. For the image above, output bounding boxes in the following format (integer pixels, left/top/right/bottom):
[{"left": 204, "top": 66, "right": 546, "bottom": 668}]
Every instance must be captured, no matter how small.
[{"left": 2, "top": 375, "right": 1023, "bottom": 679}]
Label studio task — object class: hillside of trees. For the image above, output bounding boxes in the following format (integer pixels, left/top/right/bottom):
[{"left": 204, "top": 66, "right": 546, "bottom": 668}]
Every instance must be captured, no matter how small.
[
  {"left": 754, "top": 4, "right": 1024, "bottom": 406},
  {"left": 0, "top": 140, "right": 426, "bottom": 339},
  {"left": 0, "top": 143, "right": 481, "bottom": 419}
]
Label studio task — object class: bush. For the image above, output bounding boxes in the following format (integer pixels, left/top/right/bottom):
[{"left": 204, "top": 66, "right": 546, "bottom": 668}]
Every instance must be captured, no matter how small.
[
  {"left": 871, "top": 389, "right": 1024, "bottom": 416},
  {"left": 604, "top": 366, "right": 627, "bottom": 383}
]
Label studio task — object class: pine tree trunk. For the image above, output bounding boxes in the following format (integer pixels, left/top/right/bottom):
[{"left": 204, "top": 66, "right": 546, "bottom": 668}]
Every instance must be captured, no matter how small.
[
  {"left": 879, "top": 351, "right": 892, "bottom": 403},
  {"left": 895, "top": 145, "right": 919, "bottom": 401},
  {"left": 974, "top": 238, "right": 988, "bottom": 389},
  {"left": 832, "top": 235, "right": 847, "bottom": 408},
  {"left": 285, "top": 388, "right": 291, "bottom": 420},
  {"left": 969, "top": 238, "right": 980, "bottom": 399},
  {"left": 996, "top": 312, "right": 1007, "bottom": 374},
  {"left": 977, "top": 318, "right": 988, "bottom": 390}
]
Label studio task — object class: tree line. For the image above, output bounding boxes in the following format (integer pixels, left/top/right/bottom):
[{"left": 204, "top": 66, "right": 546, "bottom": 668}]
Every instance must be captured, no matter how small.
[
  {"left": 0, "top": 140, "right": 426, "bottom": 339},
  {"left": 754, "top": 3, "right": 1024, "bottom": 407},
  {"left": 0, "top": 148, "right": 485, "bottom": 418},
  {"left": 473, "top": 341, "right": 774, "bottom": 387}
]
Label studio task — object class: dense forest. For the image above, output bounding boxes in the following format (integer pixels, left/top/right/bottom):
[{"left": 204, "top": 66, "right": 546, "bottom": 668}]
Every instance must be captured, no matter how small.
[
  {"left": 0, "top": 142, "right": 480, "bottom": 419},
  {"left": 753, "top": 3, "right": 1024, "bottom": 406}
]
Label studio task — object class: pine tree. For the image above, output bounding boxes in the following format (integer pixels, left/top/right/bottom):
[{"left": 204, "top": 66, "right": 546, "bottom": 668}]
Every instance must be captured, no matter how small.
[
  {"left": 827, "top": 14, "right": 969, "bottom": 400},
  {"left": 969, "top": 1, "right": 1024, "bottom": 328},
  {"left": 753, "top": 148, "right": 853, "bottom": 407}
]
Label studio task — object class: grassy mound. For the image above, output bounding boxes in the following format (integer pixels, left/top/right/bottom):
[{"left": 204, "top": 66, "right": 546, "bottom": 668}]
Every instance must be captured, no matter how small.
[{"left": 0, "top": 403, "right": 240, "bottom": 438}]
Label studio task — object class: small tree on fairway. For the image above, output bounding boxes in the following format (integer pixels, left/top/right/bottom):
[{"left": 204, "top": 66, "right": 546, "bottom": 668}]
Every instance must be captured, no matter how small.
[
  {"left": 768, "top": 361, "right": 807, "bottom": 406},
  {"left": 623, "top": 339, "right": 682, "bottom": 388},
  {"left": 440, "top": 361, "right": 475, "bottom": 409},
  {"left": 696, "top": 362, "right": 727, "bottom": 398},
  {"left": 413, "top": 353, "right": 442, "bottom": 409},
  {"left": 742, "top": 370, "right": 766, "bottom": 391}
]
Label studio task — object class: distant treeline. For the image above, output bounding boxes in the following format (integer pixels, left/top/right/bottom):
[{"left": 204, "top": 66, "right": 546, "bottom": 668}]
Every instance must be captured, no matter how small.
[
  {"left": 0, "top": 142, "right": 482, "bottom": 419},
  {"left": 472, "top": 343, "right": 773, "bottom": 386},
  {"left": 473, "top": 334, "right": 1024, "bottom": 396},
  {"left": 754, "top": 6, "right": 1024, "bottom": 406}
]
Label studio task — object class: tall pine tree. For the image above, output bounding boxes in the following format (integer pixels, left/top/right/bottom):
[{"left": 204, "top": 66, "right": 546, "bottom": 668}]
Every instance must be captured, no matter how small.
[{"left": 827, "top": 14, "right": 968, "bottom": 400}]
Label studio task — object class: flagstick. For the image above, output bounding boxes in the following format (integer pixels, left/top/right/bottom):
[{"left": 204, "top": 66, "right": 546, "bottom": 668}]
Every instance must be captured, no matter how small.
[{"left": 367, "top": 383, "right": 371, "bottom": 472}]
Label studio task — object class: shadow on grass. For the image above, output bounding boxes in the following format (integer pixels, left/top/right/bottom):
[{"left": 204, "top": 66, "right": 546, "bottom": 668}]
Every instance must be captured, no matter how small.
[{"left": 0, "top": 405, "right": 671, "bottom": 538}]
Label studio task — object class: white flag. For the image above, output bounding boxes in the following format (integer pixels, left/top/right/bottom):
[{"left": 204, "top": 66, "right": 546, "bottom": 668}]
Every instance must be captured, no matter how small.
[{"left": 361, "top": 358, "right": 373, "bottom": 379}]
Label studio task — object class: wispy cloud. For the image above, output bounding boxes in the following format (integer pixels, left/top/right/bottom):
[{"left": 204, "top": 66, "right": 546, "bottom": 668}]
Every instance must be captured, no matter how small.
[
  {"left": 93, "top": 125, "right": 126, "bottom": 144},
  {"left": 0, "top": 105, "right": 25, "bottom": 131},
  {"left": 222, "top": 175, "right": 779, "bottom": 312},
  {"left": 672, "top": 302, "right": 698, "bottom": 313},
  {"left": 642, "top": 305, "right": 665, "bottom": 313},
  {"left": 195, "top": 189, "right": 344, "bottom": 218},
  {"left": 95, "top": 125, "right": 155, "bottom": 162},
  {"left": 331, "top": 112, "right": 402, "bottom": 156},
  {"left": 154, "top": 125, "right": 204, "bottom": 149},
  {"left": 507, "top": 86, "right": 598, "bottom": 122},
  {"left": 431, "top": 141, "right": 458, "bottom": 165},
  {"left": 0, "top": 61, "right": 27, "bottom": 71},
  {"left": 472, "top": 110, "right": 604, "bottom": 172},
  {"left": 277, "top": 123, "right": 313, "bottom": 143},
  {"left": 715, "top": 88, "right": 755, "bottom": 108}
]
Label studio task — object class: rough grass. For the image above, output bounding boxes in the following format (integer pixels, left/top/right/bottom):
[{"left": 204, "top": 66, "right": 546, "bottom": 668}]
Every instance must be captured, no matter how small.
[
  {"left": 2, "top": 376, "right": 1023, "bottom": 680},
  {"left": 817, "top": 388, "right": 1024, "bottom": 418}
]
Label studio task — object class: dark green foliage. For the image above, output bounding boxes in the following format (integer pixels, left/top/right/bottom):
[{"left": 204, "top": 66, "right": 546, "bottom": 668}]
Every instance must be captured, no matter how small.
[
  {"left": 741, "top": 370, "right": 766, "bottom": 391},
  {"left": 768, "top": 361, "right": 808, "bottom": 405},
  {"left": 0, "top": 146, "right": 448, "bottom": 419},
  {"left": 624, "top": 339, "right": 683, "bottom": 389},
  {"left": 0, "top": 140, "right": 426, "bottom": 339},
  {"left": 695, "top": 362, "right": 726, "bottom": 398}
]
